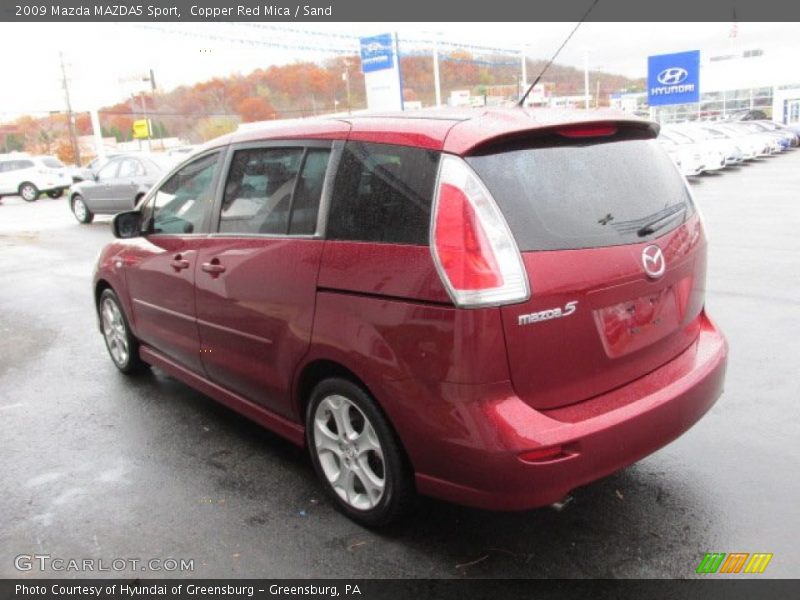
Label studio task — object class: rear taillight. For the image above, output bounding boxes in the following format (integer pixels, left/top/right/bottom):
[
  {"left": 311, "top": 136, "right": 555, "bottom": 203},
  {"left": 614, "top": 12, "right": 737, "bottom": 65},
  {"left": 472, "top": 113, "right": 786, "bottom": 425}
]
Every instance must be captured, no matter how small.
[{"left": 430, "top": 154, "right": 529, "bottom": 308}]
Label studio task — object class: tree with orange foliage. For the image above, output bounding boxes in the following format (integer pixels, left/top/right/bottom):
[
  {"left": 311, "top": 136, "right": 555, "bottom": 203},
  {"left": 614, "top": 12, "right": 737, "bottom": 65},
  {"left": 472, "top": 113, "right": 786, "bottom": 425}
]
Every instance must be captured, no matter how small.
[{"left": 235, "top": 97, "right": 276, "bottom": 123}]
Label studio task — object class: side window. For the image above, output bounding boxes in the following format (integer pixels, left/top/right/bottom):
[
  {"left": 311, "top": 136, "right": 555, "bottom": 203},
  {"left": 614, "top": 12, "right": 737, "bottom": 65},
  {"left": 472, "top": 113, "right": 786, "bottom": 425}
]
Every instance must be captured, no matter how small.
[
  {"left": 96, "top": 160, "right": 119, "bottom": 181},
  {"left": 289, "top": 149, "right": 331, "bottom": 234},
  {"left": 327, "top": 142, "right": 440, "bottom": 245},
  {"left": 117, "top": 158, "right": 144, "bottom": 178},
  {"left": 148, "top": 152, "right": 220, "bottom": 235},
  {"left": 219, "top": 147, "right": 303, "bottom": 235},
  {"left": 17, "top": 160, "right": 34, "bottom": 171}
]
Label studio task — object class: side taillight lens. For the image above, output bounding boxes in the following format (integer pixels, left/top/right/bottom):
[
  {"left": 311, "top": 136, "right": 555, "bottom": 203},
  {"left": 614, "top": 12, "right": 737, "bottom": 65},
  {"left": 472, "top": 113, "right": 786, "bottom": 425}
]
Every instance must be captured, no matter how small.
[{"left": 430, "top": 154, "right": 530, "bottom": 308}]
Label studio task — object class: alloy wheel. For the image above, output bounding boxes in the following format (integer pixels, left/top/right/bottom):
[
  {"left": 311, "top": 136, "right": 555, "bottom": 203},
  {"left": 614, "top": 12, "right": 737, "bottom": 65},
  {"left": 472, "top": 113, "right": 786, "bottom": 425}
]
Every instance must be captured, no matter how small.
[
  {"left": 313, "top": 394, "right": 386, "bottom": 510},
  {"left": 101, "top": 297, "right": 129, "bottom": 367}
]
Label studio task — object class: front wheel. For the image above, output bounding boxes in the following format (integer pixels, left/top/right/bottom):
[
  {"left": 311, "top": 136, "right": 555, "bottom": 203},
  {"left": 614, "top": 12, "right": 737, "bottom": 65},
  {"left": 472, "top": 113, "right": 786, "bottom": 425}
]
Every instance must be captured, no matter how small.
[
  {"left": 306, "top": 378, "right": 415, "bottom": 527},
  {"left": 99, "top": 289, "right": 147, "bottom": 374},
  {"left": 47, "top": 189, "right": 64, "bottom": 199},
  {"left": 19, "top": 182, "right": 39, "bottom": 202},
  {"left": 71, "top": 194, "right": 94, "bottom": 224}
]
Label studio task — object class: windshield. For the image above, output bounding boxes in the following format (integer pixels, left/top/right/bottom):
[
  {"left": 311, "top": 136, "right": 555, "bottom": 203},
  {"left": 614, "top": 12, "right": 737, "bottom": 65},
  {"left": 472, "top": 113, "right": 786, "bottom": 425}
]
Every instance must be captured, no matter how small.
[{"left": 467, "top": 136, "right": 694, "bottom": 251}]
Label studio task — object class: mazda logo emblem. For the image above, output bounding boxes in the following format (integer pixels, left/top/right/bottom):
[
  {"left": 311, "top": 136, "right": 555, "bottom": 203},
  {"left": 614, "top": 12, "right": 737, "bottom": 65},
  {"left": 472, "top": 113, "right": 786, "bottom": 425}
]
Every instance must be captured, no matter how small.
[
  {"left": 657, "top": 67, "right": 689, "bottom": 86},
  {"left": 642, "top": 245, "right": 666, "bottom": 278}
]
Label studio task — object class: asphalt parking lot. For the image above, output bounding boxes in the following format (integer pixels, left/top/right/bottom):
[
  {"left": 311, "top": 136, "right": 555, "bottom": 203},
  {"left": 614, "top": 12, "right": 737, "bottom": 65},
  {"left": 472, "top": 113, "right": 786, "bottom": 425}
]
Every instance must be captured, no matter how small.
[{"left": 1, "top": 151, "right": 798, "bottom": 579}]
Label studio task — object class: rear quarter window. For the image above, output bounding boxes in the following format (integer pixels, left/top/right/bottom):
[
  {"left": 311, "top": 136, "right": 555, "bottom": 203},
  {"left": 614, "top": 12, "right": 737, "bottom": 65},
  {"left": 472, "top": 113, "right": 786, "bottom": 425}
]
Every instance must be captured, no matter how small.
[
  {"left": 327, "top": 141, "right": 439, "bottom": 245},
  {"left": 467, "top": 135, "right": 694, "bottom": 251}
]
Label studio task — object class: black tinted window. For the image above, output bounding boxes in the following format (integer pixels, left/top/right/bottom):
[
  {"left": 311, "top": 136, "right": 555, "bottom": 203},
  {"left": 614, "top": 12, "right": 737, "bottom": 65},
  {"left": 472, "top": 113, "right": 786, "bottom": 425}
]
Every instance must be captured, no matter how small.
[
  {"left": 468, "top": 137, "right": 693, "bottom": 251},
  {"left": 328, "top": 142, "right": 439, "bottom": 245}
]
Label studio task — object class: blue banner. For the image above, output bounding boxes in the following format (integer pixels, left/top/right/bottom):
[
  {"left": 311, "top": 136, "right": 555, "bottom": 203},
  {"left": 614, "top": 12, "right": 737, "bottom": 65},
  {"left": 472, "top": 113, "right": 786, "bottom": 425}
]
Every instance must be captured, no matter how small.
[
  {"left": 647, "top": 50, "right": 700, "bottom": 107},
  {"left": 359, "top": 33, "right": 395, "bottom": 73}
]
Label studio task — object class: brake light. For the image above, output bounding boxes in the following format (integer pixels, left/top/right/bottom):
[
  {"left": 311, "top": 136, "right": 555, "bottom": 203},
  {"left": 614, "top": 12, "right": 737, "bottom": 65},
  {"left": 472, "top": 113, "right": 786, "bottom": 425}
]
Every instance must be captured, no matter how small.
[
  {"left": 557, "top": 124, "right": 618, "bottom": 138},
  {"left": 431, "top": 155, "right": 529, "bottom": 308}
]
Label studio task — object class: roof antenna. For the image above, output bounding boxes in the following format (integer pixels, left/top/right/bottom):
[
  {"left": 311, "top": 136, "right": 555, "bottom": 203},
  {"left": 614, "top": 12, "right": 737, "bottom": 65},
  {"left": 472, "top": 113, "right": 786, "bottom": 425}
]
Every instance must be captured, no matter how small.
[{"left": 517, "top": 0, "right": 601, "bottom": 107}]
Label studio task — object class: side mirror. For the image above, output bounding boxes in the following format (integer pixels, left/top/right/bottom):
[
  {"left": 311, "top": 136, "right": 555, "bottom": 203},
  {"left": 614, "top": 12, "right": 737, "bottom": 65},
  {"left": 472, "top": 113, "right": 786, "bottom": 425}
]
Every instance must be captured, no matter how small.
[{"left": 112, "top": 210, "right": 143, "bottom": 239}]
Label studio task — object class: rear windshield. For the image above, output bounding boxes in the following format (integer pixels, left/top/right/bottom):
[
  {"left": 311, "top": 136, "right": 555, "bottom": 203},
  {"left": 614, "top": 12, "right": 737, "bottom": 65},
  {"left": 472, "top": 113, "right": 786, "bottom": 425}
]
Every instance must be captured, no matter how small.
[{"left": 467, "top": 135, "right": 694, "bottom": 251}]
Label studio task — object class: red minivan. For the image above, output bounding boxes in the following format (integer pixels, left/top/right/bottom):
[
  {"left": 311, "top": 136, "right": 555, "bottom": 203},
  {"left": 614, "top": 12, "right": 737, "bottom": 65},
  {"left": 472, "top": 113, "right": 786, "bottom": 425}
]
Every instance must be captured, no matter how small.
[{"left": 94, "top": 109, "right": 728, "bottom": 526}]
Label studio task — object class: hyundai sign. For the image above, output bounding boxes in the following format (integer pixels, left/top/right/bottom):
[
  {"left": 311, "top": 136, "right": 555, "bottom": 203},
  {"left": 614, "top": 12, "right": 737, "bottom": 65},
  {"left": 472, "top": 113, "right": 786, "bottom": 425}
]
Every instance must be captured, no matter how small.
[
  {"left": 359, "top": 33, "right": 403, "bottom": 112},
  {"left": 647, "top": 50, "right": 700, "bottom": 106},
  {"left": 360, "top": 34, "right": 395, "bottom": 73}
]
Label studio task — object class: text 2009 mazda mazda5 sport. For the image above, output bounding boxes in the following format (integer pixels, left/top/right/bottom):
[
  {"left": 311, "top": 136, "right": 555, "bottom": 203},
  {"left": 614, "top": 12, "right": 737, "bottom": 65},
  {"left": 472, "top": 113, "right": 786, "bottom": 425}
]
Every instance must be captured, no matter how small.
[{"left": 93, "top": 108, "right": 728, "bottom": 526}]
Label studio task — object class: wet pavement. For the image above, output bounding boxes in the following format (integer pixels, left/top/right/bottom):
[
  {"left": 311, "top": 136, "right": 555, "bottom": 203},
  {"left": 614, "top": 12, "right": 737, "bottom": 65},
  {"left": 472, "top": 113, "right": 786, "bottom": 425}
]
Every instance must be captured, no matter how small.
[{"left": 0, "top": 153, "right": 798, "bottom": 578}]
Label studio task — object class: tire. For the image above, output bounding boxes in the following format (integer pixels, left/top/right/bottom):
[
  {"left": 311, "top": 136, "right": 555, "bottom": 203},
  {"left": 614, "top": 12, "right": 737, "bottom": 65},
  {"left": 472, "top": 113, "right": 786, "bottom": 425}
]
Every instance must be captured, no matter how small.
[
  {"left": 19, "top": 182, "right": 39, "bottom": 202},
  {"left": 47, "top": 189, "right": 64, "bottom": 199},
  {"left": 98, "top": 288, "right": 147, "bottom": 375},
  {"left": 306, "top": 377, "right": 415, "bottom": 527},
  {"left": 71, "top": 194, "right": 94, "bottom": 224}
]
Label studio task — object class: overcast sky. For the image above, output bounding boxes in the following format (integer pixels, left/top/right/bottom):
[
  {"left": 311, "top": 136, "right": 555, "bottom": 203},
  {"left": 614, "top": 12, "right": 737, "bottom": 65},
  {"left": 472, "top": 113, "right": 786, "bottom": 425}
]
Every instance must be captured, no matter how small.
[{"left": 0, "top": 21, "right": 797, "bottom": 118}]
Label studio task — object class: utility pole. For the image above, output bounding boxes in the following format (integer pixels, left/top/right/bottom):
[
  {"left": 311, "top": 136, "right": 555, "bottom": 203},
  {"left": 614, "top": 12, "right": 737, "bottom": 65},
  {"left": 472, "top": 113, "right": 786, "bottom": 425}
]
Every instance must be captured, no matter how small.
[
  {"left": 583, "top": 50, "right": 591, "bottom": 110},
  {"left": 343, "top": 59, "right": 352, "bottom": 114},
  {"left": 432, "top": 34, "right": 442, "bottom": 108},
  {"left": 59, "top": 51, "right": 81, "bottom": 166}
]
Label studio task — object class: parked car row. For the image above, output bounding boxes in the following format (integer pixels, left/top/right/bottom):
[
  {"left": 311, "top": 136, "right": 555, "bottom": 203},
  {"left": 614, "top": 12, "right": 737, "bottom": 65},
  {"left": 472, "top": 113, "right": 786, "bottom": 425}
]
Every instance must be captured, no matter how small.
[
  {"left": 658, "top": 120, "right": 798, "bottom": 177},
  {"left": 0, "top": 148, "right": 195, "bottom": 210}
]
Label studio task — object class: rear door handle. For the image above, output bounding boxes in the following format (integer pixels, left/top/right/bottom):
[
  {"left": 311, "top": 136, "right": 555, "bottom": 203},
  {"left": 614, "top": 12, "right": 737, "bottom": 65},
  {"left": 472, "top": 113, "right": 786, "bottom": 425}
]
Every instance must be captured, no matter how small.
[
  {"left": 170, "top": 254, "right": 190, "bottom": 271},
  {"left": 201, "top": 259, "right": 226, "bottom": 277}
]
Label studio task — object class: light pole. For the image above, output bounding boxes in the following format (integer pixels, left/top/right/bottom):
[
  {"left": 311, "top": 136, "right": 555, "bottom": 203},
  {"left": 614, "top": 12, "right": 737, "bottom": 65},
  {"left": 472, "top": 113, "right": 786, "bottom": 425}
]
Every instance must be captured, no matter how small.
[
  {"left": 520, "top": 43, "right": 528, "bottom": 98},
  {"left": 583, "top": 50, "right": 591, "bottom": 110},
  {"left": 343, "top": 60, "right": 352, "bottom": 114},
  {"left": 432, "top": 33, "right": 442, "bottom": 108}
]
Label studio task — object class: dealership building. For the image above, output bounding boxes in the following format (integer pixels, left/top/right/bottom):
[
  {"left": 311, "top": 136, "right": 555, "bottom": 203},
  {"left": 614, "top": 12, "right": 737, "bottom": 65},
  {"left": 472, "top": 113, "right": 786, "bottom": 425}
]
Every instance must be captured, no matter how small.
[{"left": 610, "top": 46, "right": 800, "bottom": 125}]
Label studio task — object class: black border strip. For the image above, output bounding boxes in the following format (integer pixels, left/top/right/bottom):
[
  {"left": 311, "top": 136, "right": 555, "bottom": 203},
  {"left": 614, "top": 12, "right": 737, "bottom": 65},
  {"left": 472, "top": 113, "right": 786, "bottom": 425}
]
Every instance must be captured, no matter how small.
[{"left": 2, "top": 0, "right": 800, "bottom": 22}]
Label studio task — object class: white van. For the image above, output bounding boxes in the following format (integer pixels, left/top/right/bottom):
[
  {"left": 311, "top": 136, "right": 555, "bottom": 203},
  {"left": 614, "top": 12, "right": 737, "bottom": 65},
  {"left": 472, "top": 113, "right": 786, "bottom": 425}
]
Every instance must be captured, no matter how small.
[{"left": 0, "top": 155, "right": 73, "bottom": 202}]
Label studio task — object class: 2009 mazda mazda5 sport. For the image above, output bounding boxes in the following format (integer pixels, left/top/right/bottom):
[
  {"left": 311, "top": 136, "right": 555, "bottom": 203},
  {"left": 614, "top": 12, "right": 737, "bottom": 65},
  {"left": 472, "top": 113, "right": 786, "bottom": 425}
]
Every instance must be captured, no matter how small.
[{"left": 93, "top": 108, "right": 728, "bottom": 526}]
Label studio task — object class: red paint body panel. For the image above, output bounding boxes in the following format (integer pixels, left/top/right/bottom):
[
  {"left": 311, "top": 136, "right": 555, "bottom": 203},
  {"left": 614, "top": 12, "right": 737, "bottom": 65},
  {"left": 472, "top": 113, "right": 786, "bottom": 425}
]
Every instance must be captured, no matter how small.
[
  {"left": 501, "top": 215, "right": 707, "bottom": 410},
  {"left": 306, "top": 290, "right": 509, "bottom": 386},
  {"left": 409, "top": 313, "right": 726, "bottom": 509},
  {"left": 442, "top": 108, "right": 655, "bottom": 154},
  {"left": 317, "top": 241, "right": 450, "bottom": 304},
  {"left": 118, "top": 236, "right": 206, "bottom": 373},
  {"left": 194, "top": 238, "right": 324, "bottom": 420},
  {"left": 346, "top": 117, "right": 457, "bottom": 150}
]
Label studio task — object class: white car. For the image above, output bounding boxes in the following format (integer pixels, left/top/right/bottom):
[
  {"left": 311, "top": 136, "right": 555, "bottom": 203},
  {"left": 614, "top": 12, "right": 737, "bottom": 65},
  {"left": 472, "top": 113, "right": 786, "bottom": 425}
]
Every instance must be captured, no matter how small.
[
  {"left": 661, "top": 128, "right": 726, "bottom": 172},
  {"left": 0, "top": 154, "right": 73, "bottom": 202},
  {"left": 658, "top": 136, "right": 705, "bottom": 176}
]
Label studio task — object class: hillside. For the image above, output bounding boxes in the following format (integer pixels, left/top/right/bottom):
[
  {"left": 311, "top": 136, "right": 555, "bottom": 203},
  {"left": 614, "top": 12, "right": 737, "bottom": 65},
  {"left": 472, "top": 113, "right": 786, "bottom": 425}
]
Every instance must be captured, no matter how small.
[{"left": 1, "top": 51, "right": 644, "bottom": 162}]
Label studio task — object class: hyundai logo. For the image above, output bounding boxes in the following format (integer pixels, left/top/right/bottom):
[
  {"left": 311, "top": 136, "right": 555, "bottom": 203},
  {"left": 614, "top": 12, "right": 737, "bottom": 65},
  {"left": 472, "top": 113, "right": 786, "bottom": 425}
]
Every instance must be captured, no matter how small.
[
  {"left": 642, "top": 245, "right": 666, "bottom": 279},
  {"left": 657, "top": 67, "right": 689, "bottom": 86}
]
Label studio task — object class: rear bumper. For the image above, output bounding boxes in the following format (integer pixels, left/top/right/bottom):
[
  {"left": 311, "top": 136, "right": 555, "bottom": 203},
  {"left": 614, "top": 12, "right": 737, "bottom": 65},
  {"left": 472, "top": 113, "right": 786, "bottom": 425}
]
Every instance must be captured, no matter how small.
[{"left": 394, "top": 310, "right": 727, "bottom": 511}]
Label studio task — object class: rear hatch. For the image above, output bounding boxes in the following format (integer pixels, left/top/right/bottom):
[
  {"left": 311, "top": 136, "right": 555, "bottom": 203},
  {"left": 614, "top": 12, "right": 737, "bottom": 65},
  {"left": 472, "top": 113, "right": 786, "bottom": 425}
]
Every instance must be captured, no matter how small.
[{"left": 467, "top": 126, "right": 707, "bottom": 410}]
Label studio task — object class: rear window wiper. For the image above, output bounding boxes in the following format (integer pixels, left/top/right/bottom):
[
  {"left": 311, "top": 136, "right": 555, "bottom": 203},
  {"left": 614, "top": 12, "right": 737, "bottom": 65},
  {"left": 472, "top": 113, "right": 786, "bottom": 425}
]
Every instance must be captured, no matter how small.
[{"left": 636, "top": 204, "right": 687, "bottom": 237}]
